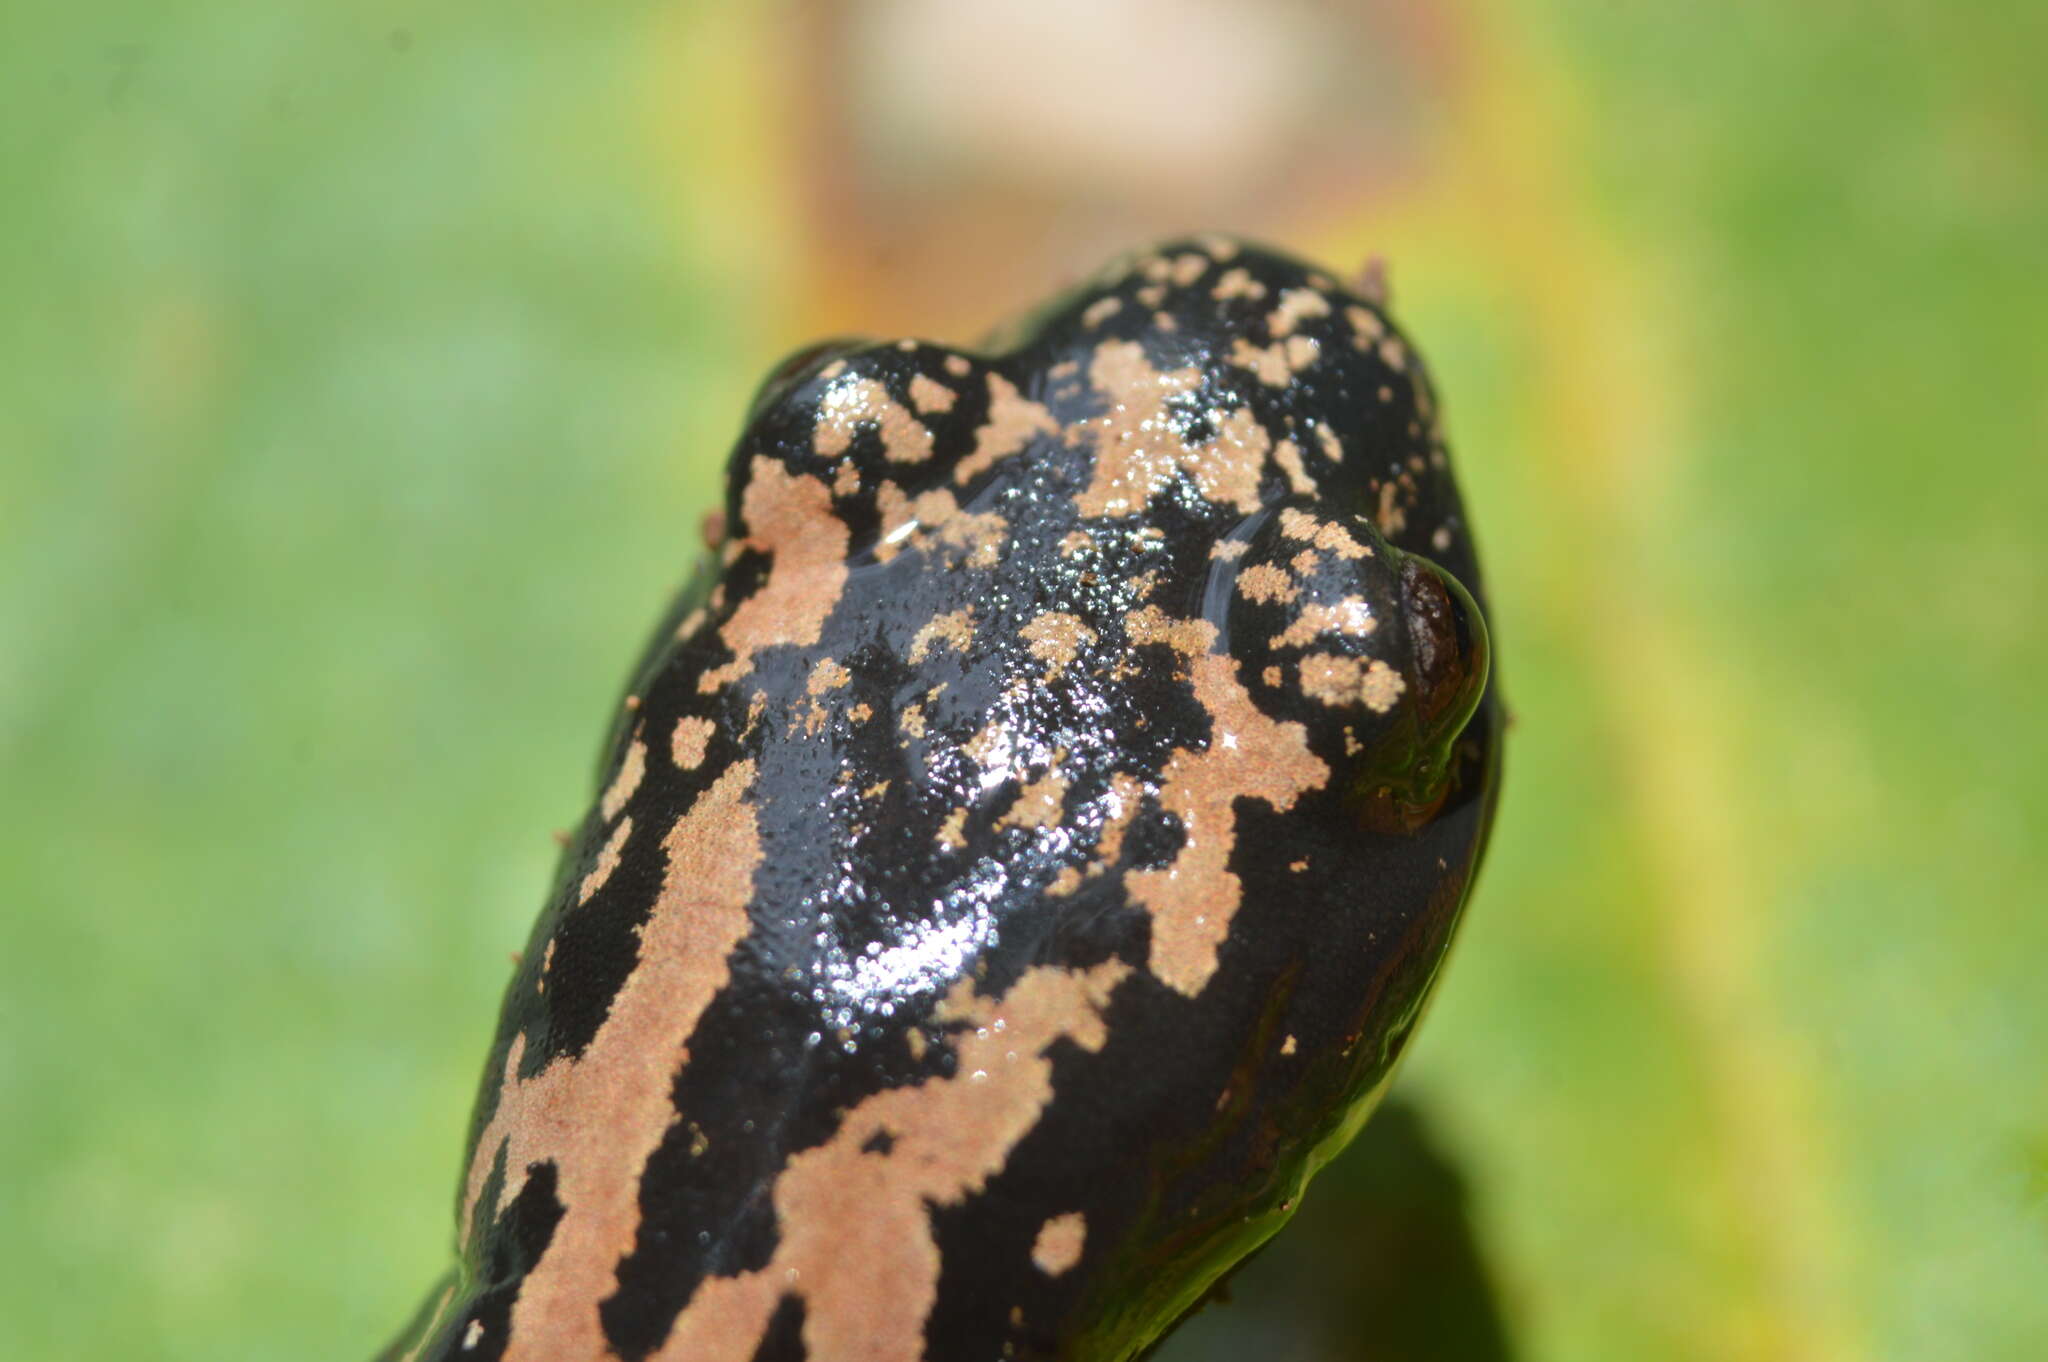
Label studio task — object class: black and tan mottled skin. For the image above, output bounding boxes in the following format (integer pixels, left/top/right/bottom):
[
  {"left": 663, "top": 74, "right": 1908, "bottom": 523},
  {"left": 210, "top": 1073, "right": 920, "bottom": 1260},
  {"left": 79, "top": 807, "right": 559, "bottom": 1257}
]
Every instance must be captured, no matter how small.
[{"left": 380, "top": 237, "right": 1503, "bottom": 1362}]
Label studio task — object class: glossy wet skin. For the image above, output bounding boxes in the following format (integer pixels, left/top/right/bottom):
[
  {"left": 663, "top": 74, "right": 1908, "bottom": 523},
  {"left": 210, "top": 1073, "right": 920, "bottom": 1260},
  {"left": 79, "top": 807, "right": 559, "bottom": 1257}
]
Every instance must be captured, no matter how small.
[{"left": 382, "top": 237, "right": 1501, "bottom": 1362}]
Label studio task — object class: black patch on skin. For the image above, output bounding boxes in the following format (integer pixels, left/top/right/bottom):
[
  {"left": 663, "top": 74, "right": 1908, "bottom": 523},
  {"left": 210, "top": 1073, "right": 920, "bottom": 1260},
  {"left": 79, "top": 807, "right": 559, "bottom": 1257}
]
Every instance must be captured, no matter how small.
[
  {"left": 711, "top": 546, "right": 775, "bottom": 620},
  {"left": 405, "top": 1160, "right": 566, "bottom": 1362},
  {"left": 747, "top": 1295, "right": 808, "bottom": 1362},
  {"left": 1117, "top": 805, "right": 1186, "bottom": 873},
  {"left": 926, "top": 1192, "right": 1072, "bottom": 1362},
  {"left": 522, "top": 823, "right": 655, "bottom": 1074},
  {"left": 383, "top": 237, "right": 1504, "bottom": 1362}
]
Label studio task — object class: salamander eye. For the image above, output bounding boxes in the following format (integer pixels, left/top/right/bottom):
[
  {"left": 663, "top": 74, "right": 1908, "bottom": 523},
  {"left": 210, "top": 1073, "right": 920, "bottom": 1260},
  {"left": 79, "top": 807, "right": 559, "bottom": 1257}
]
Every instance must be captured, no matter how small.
[
  {"left": 1400, "top": 554, "right": 1489, "bottom": 742},
  {"left": 746, "top": 337, "right": 868, "bottom": 419},
  {"left": 1356, "top": 554, "right": 1490, "bottom": 832}
]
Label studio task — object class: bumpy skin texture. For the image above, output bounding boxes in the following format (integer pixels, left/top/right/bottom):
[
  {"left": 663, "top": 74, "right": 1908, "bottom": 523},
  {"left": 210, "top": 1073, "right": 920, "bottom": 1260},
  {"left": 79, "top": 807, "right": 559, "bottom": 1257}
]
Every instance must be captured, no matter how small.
[{"left": 382, "top": 237, "right": 1502, "bottom": 1362}]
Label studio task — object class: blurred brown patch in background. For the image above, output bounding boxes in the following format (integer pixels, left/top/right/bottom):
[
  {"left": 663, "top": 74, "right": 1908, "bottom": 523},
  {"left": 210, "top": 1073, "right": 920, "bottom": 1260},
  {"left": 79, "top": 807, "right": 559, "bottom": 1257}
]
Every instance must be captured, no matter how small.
[{"left": 773, "top": 0, "right": 1463, "bottom": 340}]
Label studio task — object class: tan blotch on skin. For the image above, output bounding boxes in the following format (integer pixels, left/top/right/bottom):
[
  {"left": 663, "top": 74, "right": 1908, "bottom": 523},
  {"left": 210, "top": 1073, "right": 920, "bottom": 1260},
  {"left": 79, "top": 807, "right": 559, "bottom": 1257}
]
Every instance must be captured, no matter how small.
[
  {"left": 799, "top": 657, "right": 854, "bottom": 737},
  {"left": 1300, "top": 654, "right": 1409, "bottom": 713},
  {"left": 1316, "top": 424, "right": 1344, "bottom": 464},
  {"left": 1229, "top": 335, "right": 1321, "bottom": 387},
  {"left": 907, "top": 373, "right": 956, "bottom": 416},
  {"left": 1229, "top": 337, "right": 1292, "bottom": 387},
  {"left": 812, "top": 376, "right": 934, "bottom": 465},
  {"left": 955, "top": 374, "right": 1061, "bottom": 484},
  {"left": 1031, "top": 1213, "right": 1088, "bottom": 1276},
  {"left": 998, "top": 770, "right": 1071, "bottom": 832},
  {"left": 1235, "top": 564, "right": 1298, "bottom": 605},
  {"left": 1123, "top": 603, "right": 1214, "bottom": 657},
  {"left": 700, "top": 460, "right": 851, "bottom": 693},
  {"left": 1020, "top": 612, "right": 1097, "bottom": 679},
  {"left": 1210, "top": 267, "right": 1265, "bottom": 302},
  {"left": 578, "top": 817, "right": 632, "bottom": 905},
  {"left": 938, "top": 806, "right": 969, "bottom": 850},
  {"left": 1273, "top": 438, "right": 1316, "bottom": 495},
  {"left": 1077, "top": 340, "right": 1268, "bottom": 518},
  {"left": 1267, "top": 288, "right": 1331, "bottom": 338},
  {"left": 1360, "top": 658, "right": 1408, "bottom": 712},
  {"left": 1271, "top": 598, "right": 1377, "bottom": 651},
  {"left": 808, "top": 657, "right": 851, "bottom": 696},
  {"left": 671, "top": 716, "right": 715, "bottom": 770},
  {"left": 874, "top": 483, "right": 1009, "bottom": 568},
  {"left": 1278, "top": 507, "right": 1371, "bottom": 560},
  {"left": 651, "top": 961, "right": 1129, "bottom": 1362},
  {"left": 1123, "top": 607, "right": 1328, "bottom": 995},
  {"left": 1095, "top": 772, "right": 1145, "bottom": 868},
  {"left": 466, "top": 761, "right": 763, "bottom": 1362},
  {"left": 908, "top": 609, "right": 977, "bottom": 664},
  {"left": 1377, "top": 481, "right": 1408, "bottom": 536},
  {"left": 600, "top": 734, "right": 646, "bottom": 821},
  {"left": 1347, "top": 305, "right": 1385, "bottom": 344},
  {"left": 962, "top": 722, "right": 1007, "bottom": 771},
  {"left": 1082, "top": 296, "right": 1123, "bottom": 329}
]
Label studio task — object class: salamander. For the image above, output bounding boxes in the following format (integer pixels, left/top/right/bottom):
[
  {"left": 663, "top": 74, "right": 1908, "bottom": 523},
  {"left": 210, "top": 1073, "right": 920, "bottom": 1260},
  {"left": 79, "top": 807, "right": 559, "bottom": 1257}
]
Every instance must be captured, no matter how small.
[{"left": 380, "top": 235, "right": 1503, "bottom": 1362}]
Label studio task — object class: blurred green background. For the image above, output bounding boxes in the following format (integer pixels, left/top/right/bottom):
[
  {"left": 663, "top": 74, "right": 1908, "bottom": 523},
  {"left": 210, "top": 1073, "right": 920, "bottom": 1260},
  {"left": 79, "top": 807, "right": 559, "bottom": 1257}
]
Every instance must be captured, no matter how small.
[{"left": 4, "top": 2, "right": 2043, "bottom": 1360}]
